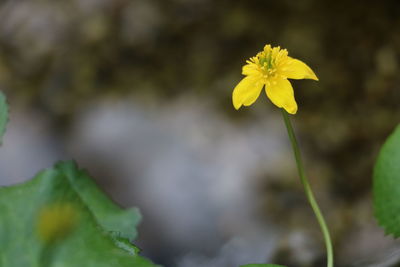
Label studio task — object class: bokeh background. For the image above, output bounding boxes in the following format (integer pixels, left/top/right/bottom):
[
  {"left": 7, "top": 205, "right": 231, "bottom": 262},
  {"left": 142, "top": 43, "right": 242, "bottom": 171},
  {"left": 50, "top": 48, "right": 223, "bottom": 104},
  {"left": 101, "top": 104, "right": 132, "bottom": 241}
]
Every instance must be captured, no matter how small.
[{"left": 1, "top": 0, "right": 400, "bottom": 266}]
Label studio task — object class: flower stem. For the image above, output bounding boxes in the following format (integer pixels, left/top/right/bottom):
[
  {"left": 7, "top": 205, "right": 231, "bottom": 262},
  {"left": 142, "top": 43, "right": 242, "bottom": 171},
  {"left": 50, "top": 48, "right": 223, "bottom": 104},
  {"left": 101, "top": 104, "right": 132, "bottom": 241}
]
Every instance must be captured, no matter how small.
[{"left": 281, "top": 109, "right": 334, "bottom": 267}]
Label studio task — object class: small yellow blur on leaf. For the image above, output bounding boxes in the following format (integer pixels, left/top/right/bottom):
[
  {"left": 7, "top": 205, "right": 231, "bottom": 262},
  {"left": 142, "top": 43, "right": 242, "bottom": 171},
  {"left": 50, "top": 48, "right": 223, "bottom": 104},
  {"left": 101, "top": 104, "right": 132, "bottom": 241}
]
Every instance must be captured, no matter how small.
[{"left": 36, "top": 203, "right": 79, "bottom": 244}]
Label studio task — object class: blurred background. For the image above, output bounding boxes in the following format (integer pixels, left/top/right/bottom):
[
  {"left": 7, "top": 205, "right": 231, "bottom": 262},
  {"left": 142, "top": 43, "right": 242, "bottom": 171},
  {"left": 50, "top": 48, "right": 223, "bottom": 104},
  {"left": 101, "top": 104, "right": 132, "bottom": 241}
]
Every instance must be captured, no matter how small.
[{"left": 0, "top": 0, "right": 400, "bottom": 266}]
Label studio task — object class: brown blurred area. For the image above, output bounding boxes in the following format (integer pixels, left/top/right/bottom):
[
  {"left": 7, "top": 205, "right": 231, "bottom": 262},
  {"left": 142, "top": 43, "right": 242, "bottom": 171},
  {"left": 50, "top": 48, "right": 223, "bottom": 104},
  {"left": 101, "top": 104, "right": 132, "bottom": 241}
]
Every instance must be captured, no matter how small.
[{"left": 0, "top": 0, "right": 399, "bottom": 266}]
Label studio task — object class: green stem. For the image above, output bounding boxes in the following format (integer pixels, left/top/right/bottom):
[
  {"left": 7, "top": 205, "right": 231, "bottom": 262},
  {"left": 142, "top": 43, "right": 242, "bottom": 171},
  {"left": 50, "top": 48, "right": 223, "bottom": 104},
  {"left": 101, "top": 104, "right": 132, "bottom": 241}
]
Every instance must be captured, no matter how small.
[{"left": 281, "top": 109, "right": 334, "bottom": 267}]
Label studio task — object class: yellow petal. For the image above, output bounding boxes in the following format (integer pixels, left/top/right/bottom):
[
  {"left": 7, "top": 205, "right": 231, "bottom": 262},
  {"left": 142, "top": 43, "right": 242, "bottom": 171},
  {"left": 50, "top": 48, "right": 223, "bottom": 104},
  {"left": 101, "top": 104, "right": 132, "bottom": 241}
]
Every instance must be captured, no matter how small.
[
  {"left": 281, "top": 57, "right": 318, "bottom": 81},
  {"left": 242, "top": 64, "right": 258, "bottom": 76},
  {"left": 265, "top": 79, "right": 298, "bottom": 114},
  {"left": 232, "top": 76, "right": 264, "bottom": 110}
]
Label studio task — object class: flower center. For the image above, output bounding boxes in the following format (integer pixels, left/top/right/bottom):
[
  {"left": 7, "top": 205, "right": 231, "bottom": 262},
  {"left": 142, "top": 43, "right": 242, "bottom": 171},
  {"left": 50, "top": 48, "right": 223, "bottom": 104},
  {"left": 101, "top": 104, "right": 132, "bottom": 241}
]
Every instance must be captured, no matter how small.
[
  {"left": 244, "top": 45, "right": 289, "bottom": 85},
  {"left": 258, "top": 53, "right": 278, "bottom": 80},
  {"left": 253, "top": 45, "right": 289, "bottom": 83}
]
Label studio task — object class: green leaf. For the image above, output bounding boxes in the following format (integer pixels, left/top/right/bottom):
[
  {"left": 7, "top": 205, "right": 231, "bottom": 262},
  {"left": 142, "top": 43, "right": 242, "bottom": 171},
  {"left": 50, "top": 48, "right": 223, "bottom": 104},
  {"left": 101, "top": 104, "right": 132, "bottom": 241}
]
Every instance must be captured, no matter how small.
[
  {"left": 0, "top": 161, "right": 159, "bottom": 267},
  {"left": 373, "top": 124, "right": 400, "bottom": 237},
  {"left": 56, "top": 161, "right": 141, "bottom": 241},
  {"left": 0, "top": 91, "right": 9, "bottom": 144},
  {"left": 240, "top": 264, "right": 287, "bottom": 267}
]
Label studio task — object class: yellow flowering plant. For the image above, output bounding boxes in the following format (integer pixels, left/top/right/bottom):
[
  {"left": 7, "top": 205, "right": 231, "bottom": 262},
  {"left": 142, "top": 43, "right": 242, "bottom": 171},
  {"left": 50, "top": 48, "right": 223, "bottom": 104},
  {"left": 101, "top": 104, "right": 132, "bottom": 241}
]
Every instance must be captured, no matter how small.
[
  {"left": 0, "top": 40, "right": 399, "bottom": 266},
  {"left": 233, "top": 45, "right": 333, "bottom": 267}
]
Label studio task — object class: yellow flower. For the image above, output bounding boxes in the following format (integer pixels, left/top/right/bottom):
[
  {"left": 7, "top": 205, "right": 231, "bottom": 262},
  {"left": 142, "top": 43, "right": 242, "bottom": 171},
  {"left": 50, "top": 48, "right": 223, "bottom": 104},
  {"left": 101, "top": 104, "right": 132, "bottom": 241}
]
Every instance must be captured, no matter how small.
[{"left": 232, "top": 44, "right": 318, "bottom": 114}]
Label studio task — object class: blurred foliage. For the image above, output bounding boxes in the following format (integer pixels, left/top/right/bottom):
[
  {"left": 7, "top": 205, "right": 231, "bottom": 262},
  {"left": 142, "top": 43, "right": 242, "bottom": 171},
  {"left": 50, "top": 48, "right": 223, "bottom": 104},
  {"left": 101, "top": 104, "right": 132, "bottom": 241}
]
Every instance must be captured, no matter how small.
[
  {"left": 241, "top": 264, "right": 286, "bottom": 267},
  {"left": 1, "top": 0, "right": 398, "bottom": 117},
  {"left": 0, "top": 91, "right": 7, "bottom": 143},
  {"left": 373, "top": 125, "right": 400, "bottom": 237},
  {"left": 0, "top": 160, "right": 157, "bottom": 267}
]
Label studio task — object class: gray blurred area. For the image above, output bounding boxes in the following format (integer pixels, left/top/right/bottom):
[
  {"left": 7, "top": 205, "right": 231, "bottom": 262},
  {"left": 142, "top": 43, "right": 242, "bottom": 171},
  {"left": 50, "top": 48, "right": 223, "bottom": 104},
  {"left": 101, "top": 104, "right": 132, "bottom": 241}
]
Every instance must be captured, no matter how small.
[{"left": 0, "top": 0, "right": 400, "bottom": 266}]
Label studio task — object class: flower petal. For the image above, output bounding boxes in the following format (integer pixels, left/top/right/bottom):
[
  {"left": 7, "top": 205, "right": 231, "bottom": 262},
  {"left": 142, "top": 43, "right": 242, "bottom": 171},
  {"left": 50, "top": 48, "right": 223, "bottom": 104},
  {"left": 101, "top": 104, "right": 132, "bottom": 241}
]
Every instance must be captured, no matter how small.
[
  {"left": 265, "top": 79, "right": 298, "bottom": 114},
  {"left": 281, "top": 57, "right": 318, "bottom": 81},
  {"left": 242, "top": 64, "right": 258, "bottom": 76},
  {"left": 232, "top": 76, "right": 264, "bottom": 110}
]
